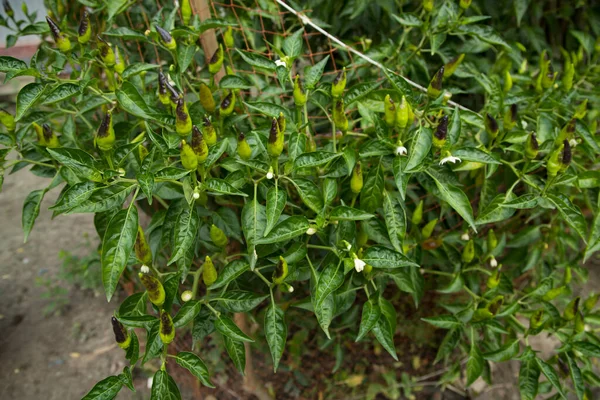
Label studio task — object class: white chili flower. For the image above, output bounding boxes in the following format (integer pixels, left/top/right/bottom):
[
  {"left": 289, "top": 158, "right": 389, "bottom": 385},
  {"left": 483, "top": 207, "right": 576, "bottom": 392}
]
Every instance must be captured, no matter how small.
[
  {"left": 193, "top": 192, "right": 200, "bottom": 199},
  {"left": 306, "top": 226, "right": 317, "bottom": 235},
  {"left": 181, "top": 290, "right": 193, "bottom": 302},
  {"left": 275, "top": 59, "right": 287, "bottom": 68},
  {"left": 439, "top": 154, "right": 461, "bottom": 165},
  {"left": 395, "top": 146, "right": 408, "bottom": 156},
  {"left": 461, "top": 232, "right": 470, "bottom": 241},
  {"left": 140, "top": 265, "right": 150, "bottom": 274},
  {"left": 354, "top": 258, "right": 366, "bottom": 273},
  {"left": 569, "top": 138, "right": 578, "bottom": 148},
  {"left": 342, "top": 240, "right": 352, "bottom": 251},
  {"left": 288, "top": 285, "right": 294, "bottom": 293},
  {"left": 490, "top": 257, "right": 498, "bottom": 268},
  {"left": 266, "top": 166, "right": 274, "bottom": 180}
]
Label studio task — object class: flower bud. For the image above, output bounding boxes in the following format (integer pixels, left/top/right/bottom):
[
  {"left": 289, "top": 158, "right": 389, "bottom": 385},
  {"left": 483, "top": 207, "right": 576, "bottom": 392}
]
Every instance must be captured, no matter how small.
[
  {"left": 135, "top": 225, "right": 153, "bottom": 266},
  {"left": 191, "top": 126, "right": 208, "bottom": 164},
  {"left": 237, "top": 132, "right": 252, "bottom": 160},
  {"left": 525, "top": 132, "right": 539, "bottom": 159},
  {"left": 487, "top": 229, "right": 497, "bottom": 251},
  {"left": 444, "top": 54, "right": 464, "bottom": 78},
  {"left": 111, "top": 316, "right": 131, "bottom": 349},
  {"left": 199, "top": 82, "right": 215, "bottom": 113},
  {"left": 504, "top": 104, "right": 517, "bottom": 131},
  {"left": 156, "top": 25, "right": 176, "bottom": 50},
  {"left": 181, "top": 290, "right": 193, "bottom": 302},
  {"left": 396, "top": 96, "right": 409, "bottom": 129},
  {"left": 272, "top": 256, "right": 289, "bottom": 285},
  {"left": 208, "top": 44, "right": 224, "bottom": 75},
  {"left": 175, "top": 98, "right": 192, "bottom": 136},
  {"left": 139, "top": 272, "right": 165, "bottom": 307},
  {"left": 210, "top": 224, "right": 228, "bottom": 248},
  {"left": 412, "top": 200, "right": 423, "bottom": 225},
  {"left": 46, "top": 16, "right": 71, "bottom": 53},
  {"left": 141, "top": 265, "right": 150, "bottom": 274},
  {"left": 485, "top": 114, "right": 499, "bottom": 139},
  {"left": 224, "top": 26, "right": 234, "bottom": 48},
  {"left": 331, "top": 68, "right": 347, "bottom": 98},
  {"left": 293, "top": 75, "right": 307, "bottom": 106},
  {"left": 503, "top": 70, "right": 513, "bottom": 92},
  {"left": 563, "top": 61, "right": 575, "bottom": 91},
  {"left": 266, "top": 166, "right": 274, "bottom": 180},
  {"left": 220, "top": 90, "right": 235, "bottom": 116},
  {"left": 0, "top": 109, "right": 15, "bottom": 131},
  {"left": 350, "top": 162, "right": 363, "bottom": 194},
  {"left": 462, "top": 239, "right": 475, "bottom": 263},
  {"left": 427, "top": 66, "right": 444, "bottom": 98},
  {"left": 564, "top": 297, "right": 580, "bottom": 321},
  {"left": 433, "top": 115, "right": 448, "bottom": 149},
  {"left": 180, "top": 140, "right": 198, "bottom": 171},
  {"left": 383, "top": 95, "right": 396, "bottom": 127},
  {"left": 421, "top": 218, "right": 438, "bottom": 240},
  {"left": 181, "top": 0, "right": 192, "bottom": 25},
  {"left": 78, "top": 10, "right": 92, "bottom": 44},
  {"left": 333, "top": 99, "right": 349, "bottom": 133},
  {"left": 267, "top": 117, "right": 284, "bottom": 158},
  {"left": 306, "top": 225, "right": 317, "bottom": 235},
  {"left": 159, "top": 309, "right": 175, "bottom": 344},
  {"left": 530, "top": 310, "right": 544, "bottom": 330},
  {"left": 203, "top": 255, "right": 218, "bottom": 286}
]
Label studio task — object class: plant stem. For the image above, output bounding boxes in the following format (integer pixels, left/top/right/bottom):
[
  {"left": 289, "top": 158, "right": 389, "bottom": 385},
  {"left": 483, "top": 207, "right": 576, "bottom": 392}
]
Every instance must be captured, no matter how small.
[{"left": 254, "top": 269, "right": 272, "bottom": 287}]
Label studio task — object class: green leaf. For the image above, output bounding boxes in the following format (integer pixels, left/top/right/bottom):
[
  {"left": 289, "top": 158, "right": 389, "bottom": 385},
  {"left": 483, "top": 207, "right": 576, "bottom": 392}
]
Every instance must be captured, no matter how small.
[
  {"left": 81, "top": 375, "right": 123, "bottom": 400},
  {"left": 177, "top": 43, "right": 196, "bottom": 73},
  {"left": 584, "top": 210, "right": 600, "bottom": 262},
  {"left": 43, "top": 83, "right": 79, "bottom": 105},
  {"left": 421, "top": 315, "right": 461, "bottom": 329},
  {"left": 575, "top": 120, "right": 600, "bottom": 154},
  {"left": 452, "top": 147, "right": 501, "bottom": 165},
  {"left": 143, "top": 321, "right": 163, "bottom": 364},
  {"left": 360, "top": 164, "right": 384, "bottom": 212},
  {"left": 204, "top": 178, "right": 248, "bottom": 197},
  {"left": 466, "top": 343, "right": 484, "bottom": 386},
  {"left": 294, "top": 151, "right": 341, "bottom": 169},
  {"left": 47, "top": 148, "right": 103, "bottom": 182},
  {"left": 426, "top": 169, "right": 477, "bottom": 232},
  {"left": 282, "top": 28, "right": 304, "bottom": 59},
  {"left": 116, "top": 81, "right": 153, "bottom": 119},
  {"left": 223, "top": 336, "right": 246, "bottom": 375},
  {"left": 392, "top": 157, "right": 409, "bottom": 201},
  {"left": 362, "top": 246, "right": 419, "bottom": 268},
  {"left": 291, "top": 178, "right": 323, "bottom": 213},
  {"left": 218, "top": 290, "right": 268, "bottom": 312},
  {"left": 572, "top": 341, "right": 600, "bottom": 357},
  {"left": 330, "top": 206, "right": 374, "bottom": 221},
  {"left": 356, "top": 295, "right": 381, "bottom": 342},
  {"left": 118, "top": 292, "right": 147, "bottom": 317},
  {"left": 235, "top": 49, "right": 276, "bottom": 71},
  {"left": 205, "top": 139, "right": 229, "bottom": 168},
  {"left": 242, "top": 197, "right": 266, "bottom": 250},
  {"left": 502, "top": 193, "right": 539, "bottom": 209},
  {"left": 315, "top": 262, "right": 345, "bottom": 309},
  {"left": 304, "top": 56, "right": 329, "bottom": 89},
  {"left": 22, "top": 189, "right": 45, "bottom": 243},
  {"left": 0, "top": 56, "right": 27, "bottom": 72},
  {"left": 265, "top": 185, "right": 286, "bottom": 236},
  {"left": 219, "top": 74, "right": 253, "bottom": 90},
  {"left": 125, "top": 332, "right": 139, "bottom": 365},
  {"left": 519, "top": 354, "right": 540, "bottom": 400},
  {"left": 536, "top": 358, "right": 566, "bottom": 399},
  {"left": 15, "top": 83, "right": 46, "bottom": 121},
  {"left": 175, "top": 352, "right": 215, "bottom": 388},
  {"left": 215, "top": 315, "right": 254, "bottom": 342},
  {"left": 107, "top": 0, "right": 128, "bottom": 21},
  {"left": 344, "top": 81, "right": 382, "bottom": 106},
  {"left": 514, "top": 0, "right": 530, "bottom": 26},
  {"left": 448, "top": 107, "right": 461, "bottom": 145},
  {"left": 168, "top": 206, "right": 199, "bottom": 265},
  {"left": 256, "top": 216, "right": 309, "bottom": 244},
  {"left": 405, "top": 127, "right": 432, "bottom": 172},
  {"left": 382, "top": 191, "right": 406, "bottom": 253},
  {"left": 566, "top": 352, "right": 584, "bottom": 400},
  {"left": 244, "top": 101, "right": 290, "bottom": 120},
  {"left": 66, "top": 183, "right": 135, "bottom": 214},
  {"left": 122, "top": 63, "right": 159, "bottom": 79},
  {"left": 173, "top": 300, "right": 202, "bottom": 328},
  {"left": 211, "top": 260, "right": 250, "bottom": 290},
  {"left": 264, "top": 304, "right": 287, "bottom": 372},
  {"left": 288, "top": 132, "right": 307, "bottom": 161},
  {"left": 103, "top": 26, "right": 146, "bottom": 40},
  {"left": 101, "top": 206, "right": 139, "bottom": 301},
  {"left": 116, "top": 314, "right": 157, "bottom": 329},
  {"left": 546, "top": 193, "right": 587, "bottom": 244},
  {"left": 150, "top": 370, "right": 181, "bottom": 400},
  {"left": 391, "top": 13, "right": 422, "bottom": 27},
  {"left": 434, "top": 328, "right": 461, "bottom": 364},
  {"left": 372, "top": 297, "right": 398, "bottom": 361},
  {"left": 483, "top": 339, "right": 520, "bottom": 362}
]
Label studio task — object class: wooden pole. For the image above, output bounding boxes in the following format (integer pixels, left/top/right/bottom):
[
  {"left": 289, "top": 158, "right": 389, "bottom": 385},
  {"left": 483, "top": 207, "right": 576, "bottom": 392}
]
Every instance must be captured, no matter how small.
[{"left": 192, "top": 0, "right": 225, "bottom": 83}]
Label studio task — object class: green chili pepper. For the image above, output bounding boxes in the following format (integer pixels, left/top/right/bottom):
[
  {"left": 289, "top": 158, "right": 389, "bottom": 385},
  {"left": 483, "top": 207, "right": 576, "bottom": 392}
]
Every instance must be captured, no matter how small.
[
  {"left": 529, "top": 310, "right": 544, "bottom": 329},
  {"left": 181, "top": 0, "right": 192, "bottom": 25},
  {"left": 333, "top": 99, "right": 349, "bottom": 133},
  {"left": 542, "top": 286, "right": 566, "bottom": 302},
  {"left": 199, "top": 82, "right": 215, "bottom": 113},
  {"left": 158, "top": 72, "right": 170, "bottom": 106},
  {"left": 277, "top": 112, "right": 286, "bottom": 134},
  {"left": 0, "top": 109, "right": 15, "bottom": 132},
  {"left": 159, "top": 309, "right": 175, "bottom": 344},
  {"left": 560, "top": 139, "right": 572, "bottom": 171},
  {"left": 78, "top": 10, "right": 92, "bottom": 44},
  {"left": 584, "top": 293, "right": 599, "bottom": 312},
  {"left": 487, "top": 295, "right": 504, "bottom": 316},
  {"left": 574, "top": 311, "right": 585, "bottom": 334},
  {"left": 331, "top": 67, "right": 346, "bottom": 98},
  {"left": 208, "top": 44, "right": 224, "bottom": 75},
  {"left": 504, "top": 104, "right": 517, "bottom": 131},
  {"left": 396, "top": 96, "right": 409, "bottom": 130},
  {"left": 444, "top": 54, "right": 464, "bottom": 78},
  {"left": 383, "top": 95, "right": 396, "bottom": 127},
  {"left": 156, "top": 25, "right": 176, "bottom": 50},
  {"left": 114, "top": 46, "right": 125, "bottom": 75},
  {"left": 547, "top": 145, "right": 562, "bottom": 177},
  {"left": 462, "top": 239, "right": 475, "bottom": 263},
  {"left": 175, "top": 98, "right": 192, "bottom": 136},
  {"left": 111, "top": 316, "right": 131, "bottom": 350},
  {"left": 421, "top": 218, "right": 438, "bottom": 240},
  {"left": 220, "top": 90, "right": 235, "bottom": 116},
  {"left": 98, "top": 36, "right": 116, "bottom": 67},
  {"left": 485, "top": 114, "right": 499, "bottom": 139},
  {"left": 210, "top": 224, "right": 228, "bottom": 248},
  {"left": 191, "top": 126, "right": 209, "bottom": 164},
  {"left": 203, "top": 255, "right": 218, "bottom": 286},
  {"left": 487, "top": 229, "right": 497, "bottom": 252},
  {"left": 542, "top": 61, "right": 556, "bottom": 89},
  {"left": 267, "top": 117, "right": 284, "bottom": 158},
  {"left": 139, "top": 144, "right": 149, "bottom": 162},
  {"left": 350, "top": 162, "right": 363, "bottom": 194},
  {"left": 563, "top": 60, "right": 575, "bottom": 91},
  {"left": 272, "top": 256, "right": 289, "bottom": 285},
  {"left": 3, "top": 0, "right": 13, "bottom": 17},
  {"left": 574, "top": 99, "right": 587, "bottom": 119},
  {"left": 46, "top": 16, "right": 71, "bottom": 53},
  {"left": 237, "top": 132, "right": 252, "bottom": 160},
  {"left": 34, "top": 123, "right": 60, "bottom": 148},
  {"left": 423, "top": 0, "right": 433, "bottom": 12},
  {"left": 503, "top": 70, "right": 512, "bottom": 93},
  {"left": 427, "top": 66, "right": 444, "bottom": 98},
  {"left": 557, "top": 118, "right": 575, "bottom": 144},
  {"left": 412, "top": 200, "right": 423, "bottom": 225},
  {"left": 293, "top": 74, "right": 307, "bottom": 107},
  {"left": 224, "top": 26, "right": 234, "bottom": 48},
  {"left": 459, "top": 0, "right": 472, "bottom": 9},
  {"left": 564, "top": 297, "right": 580, "bottom": 321},
  {"left": 432, "top": 115, "right": 448, "bottom": 149},
  {"left": 564, "top": 266, "right": 572, "bottom": 285},
  {"left": 180, "top": 140, "right": 198, "bottom": 171},
  {"left": 525, "top": 132, "right": 539, "bottom": 159},
  {"left": 202, "top": 116, "right": 217, "bottom": 146},
  {"left": 487, "top": 267, "right": 500, "bottom": 289},
  {"left": 135, "top": 225, "right": 153, "bottom": 266},
  {"left": 139, "top": 272, "right": 166, "bottom": 307},
  {"left": 95, "top": 111, "right": 115, "bottom": 151}
]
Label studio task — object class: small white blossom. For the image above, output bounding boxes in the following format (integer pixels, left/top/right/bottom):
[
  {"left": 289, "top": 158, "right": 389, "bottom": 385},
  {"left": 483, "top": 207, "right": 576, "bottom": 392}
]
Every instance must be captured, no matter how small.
[
  {"left": 288, "top": 285, "right": 294, "bottom": 293},
  {"left": 490, "top": 257, "right": 498, "bottom": 268},
  {"left": 569, "top": 139, "right": 578, "bottom": 148},
  {"left": 342, "top": 240, "right": 352, "bottom": 251},
  {"left": 354, "top": 258, "right": 366, "bottom": 273},
  {"left": 141, "top": 265, "right": 150, "bottom": 274},
  {"left": 461, "top": 232, "right": 470, "bottom": 241},
  {"left": 439, "top": 155, "right": 461, "bottom": 165},
  {"left": 275, "top": 59, "right": 287, "bottom": 68},
  {"left": 266, "top": 166, "right": 274, "bottom": 180},
  {"left": 181, "top": 290, "right": 193, "bottom": 302},
  {"left": 395, "top": 146, "right": 408, "bottom": 156},
  {"left": 306, "top": 227, "right": 317, "bottom": 235},
  {"left": 193, "top": 192, "right": 200, "bottom": 200}
]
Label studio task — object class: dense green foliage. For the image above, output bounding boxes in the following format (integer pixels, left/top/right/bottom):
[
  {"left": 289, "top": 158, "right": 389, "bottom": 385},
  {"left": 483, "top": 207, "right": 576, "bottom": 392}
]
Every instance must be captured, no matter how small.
[{"left": 1, "top": 0, "right": 600, "bottom": 398}]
